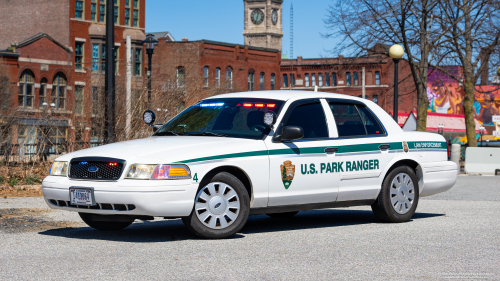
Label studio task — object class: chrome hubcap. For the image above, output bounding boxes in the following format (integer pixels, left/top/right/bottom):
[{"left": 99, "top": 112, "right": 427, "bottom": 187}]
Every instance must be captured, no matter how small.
[
  {"left": 195, "top": 182, "right": 240, "bottom": 229},
  {"left": 390, "top": 173, "right": 415, "bottom": 214}
]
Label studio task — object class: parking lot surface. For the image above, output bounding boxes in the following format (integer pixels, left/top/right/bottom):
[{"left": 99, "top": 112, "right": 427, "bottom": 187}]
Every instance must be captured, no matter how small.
[{"left": 0, "top": 175, "right": 499, "bottom": 280}]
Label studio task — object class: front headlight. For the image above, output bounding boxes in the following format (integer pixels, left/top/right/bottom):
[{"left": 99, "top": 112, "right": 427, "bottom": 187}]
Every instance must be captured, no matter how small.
[
  {"left": 125, "top": 164, "right": 191, "bottom": 180},
  {"left": 49, "top": 161, "right": 68, "bottom": 176}
]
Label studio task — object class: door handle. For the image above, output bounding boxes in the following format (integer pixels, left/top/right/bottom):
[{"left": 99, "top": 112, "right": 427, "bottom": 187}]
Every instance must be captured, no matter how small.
[
  {"left": 379, "top": 144, "right": 390, "bottom": 150},
  {"left": 325, "top": 147, "right": 339, "bottom": 153}
]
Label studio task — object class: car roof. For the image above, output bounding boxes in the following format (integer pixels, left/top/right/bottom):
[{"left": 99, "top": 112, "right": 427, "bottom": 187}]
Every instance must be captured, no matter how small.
[{"left": 205, "top": 90, "right": 368, "bottom": 102}]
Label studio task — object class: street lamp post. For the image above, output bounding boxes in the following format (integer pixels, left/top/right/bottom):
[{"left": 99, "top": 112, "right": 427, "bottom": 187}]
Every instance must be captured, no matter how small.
[
  {"left": 389, "top": 44, "right": 405, "bottom": 122},
  {"left": 438, "top": 124, "right": 444, "bottom": 135},
  {"left": 142, "top": 34, "right": 159, "bottom": 107}
]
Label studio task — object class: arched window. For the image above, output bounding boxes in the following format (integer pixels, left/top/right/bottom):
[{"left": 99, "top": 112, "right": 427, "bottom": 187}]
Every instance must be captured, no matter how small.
[
  {"left": 215, "top": 67, "right": 221, "bottom": 88},
  {"left": 248, "top": 69, "right": 255, "bottom": 91},
  {"left": 260, "top": 73, "right": 265, "bottom": 90},
  {"left": 305, "top": 73, "right": 310, "bottom": 87},
  {"left": 346, "top": 72, "right": 351, "bottom": 86},
  {"left": 312, "top": 74, "right": 316, "bottom": 87},
  {"left": 318, "top": 73, "right": 323, "bottom": 87},
  {"left": 226, "top": 66, "right": 233, "bottom": 89},
  {"left": 290, "top": 73, "right": 295, "bottom": 87},
  {"left": 39, "top": 78, "right": 48, "bottom": 108},
  {"left": 203, "top": 66, "right": 209, "bottom": 88},
  {"left": 325, "top": 73, "right": 330, "bottom": 86},
  {"left": 354, "top": 72, "right": 359, "bottom": 86},
  {"left": 375, "top": 71, "right": 381, "bottom": 85},
  {"left": 271, "top": 74, "right": 276, "bottom": 90},
  {"left": 332, "top": 73, "right": 337, "bottom": 86},
  {"left": 18, "top": 70, "right": 34, "bottom": 108},
  {"left": 177, "top": 66, "right": 185, "bottom": 87},
  {"left": 51, "top": 73, "right": 67, "bottom": 110},
  {"left": 283, "top": 74, "right": 288, "bottom": 88}
]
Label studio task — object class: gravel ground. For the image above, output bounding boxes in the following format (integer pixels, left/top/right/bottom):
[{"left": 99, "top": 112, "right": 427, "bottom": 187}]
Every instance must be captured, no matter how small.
[{"left": 0, "top": 176, "right": 499, "bottom": 280}]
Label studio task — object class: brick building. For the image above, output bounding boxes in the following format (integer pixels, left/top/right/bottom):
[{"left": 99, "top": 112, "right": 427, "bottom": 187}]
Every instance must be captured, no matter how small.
[
  {"left": 150, "top": 39, "right": 282, "bottom": 109},
  {"left": 0, "top": 0, "right": 146, "bottom": 160},
  {"left": 280, "top": 48, "right": 416, "bottom": 115}
]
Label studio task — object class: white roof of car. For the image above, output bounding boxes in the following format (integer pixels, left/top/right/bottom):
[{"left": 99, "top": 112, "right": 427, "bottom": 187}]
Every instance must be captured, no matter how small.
[{"left": 206, "top": 90, "right": 367, "bottom": 102}]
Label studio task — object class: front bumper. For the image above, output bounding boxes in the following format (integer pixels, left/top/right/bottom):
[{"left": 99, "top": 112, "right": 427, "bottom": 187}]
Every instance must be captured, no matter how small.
[{"left": 42, "top": 176, "right": 199, "bottom": 217}]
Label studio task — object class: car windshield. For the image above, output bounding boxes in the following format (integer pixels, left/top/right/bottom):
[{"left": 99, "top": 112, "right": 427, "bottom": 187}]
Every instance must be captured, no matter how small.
[{"left": 154, "top": 98, "right": 284, "bottom": 139}]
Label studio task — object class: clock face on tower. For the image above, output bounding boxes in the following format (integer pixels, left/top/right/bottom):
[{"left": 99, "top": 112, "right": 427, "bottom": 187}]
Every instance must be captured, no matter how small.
[
  {"left": 251, "top": 9, "right": 264, "bottom": 25},
  {"left": 271, "top": 10, "right": 278, "bottom": 25}
]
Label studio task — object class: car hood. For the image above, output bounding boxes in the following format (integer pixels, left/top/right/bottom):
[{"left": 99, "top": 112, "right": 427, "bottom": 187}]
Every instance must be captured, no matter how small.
[{"left": 55, "top": 136, "right": 267, "bottom": 164}]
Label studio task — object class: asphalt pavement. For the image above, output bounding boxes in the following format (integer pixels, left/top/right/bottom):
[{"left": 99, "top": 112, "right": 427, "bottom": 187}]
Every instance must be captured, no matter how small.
[{"left": 0, "top": 175, "right": 499, "bottom": 280}]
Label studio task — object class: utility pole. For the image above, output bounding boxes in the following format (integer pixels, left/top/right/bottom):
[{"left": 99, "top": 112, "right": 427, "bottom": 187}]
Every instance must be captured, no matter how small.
[{"left": 104, "top": 0, "right": 115, "bottom": 143}]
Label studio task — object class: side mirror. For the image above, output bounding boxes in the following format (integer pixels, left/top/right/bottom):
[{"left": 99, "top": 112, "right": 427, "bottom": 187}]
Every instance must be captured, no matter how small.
[
  {"left": 151, "top": 124, "right": 163, "bottom": 133},
  {"left": 143, "top": 110, "right": 156, "bottom": 125},
  {"left": 263, "top": 111, "right": 277, "bottom": 127},
  {"left": 279, "top": 126, "right": 304, "bottom": 142}
]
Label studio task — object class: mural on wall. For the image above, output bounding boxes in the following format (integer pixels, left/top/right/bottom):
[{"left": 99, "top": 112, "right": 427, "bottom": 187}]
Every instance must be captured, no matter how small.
[{"left": 427, "top": 67, "right": 500, "bottom": 126}]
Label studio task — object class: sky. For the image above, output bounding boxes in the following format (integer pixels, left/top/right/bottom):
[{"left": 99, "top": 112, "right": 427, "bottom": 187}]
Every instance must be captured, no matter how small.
[{"left": 145, "top": 0, "right": 339, "bottom": 59}]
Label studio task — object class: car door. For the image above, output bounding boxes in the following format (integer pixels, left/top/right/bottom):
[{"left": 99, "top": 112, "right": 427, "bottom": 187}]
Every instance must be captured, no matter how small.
[
  {"left": 265, "top": 98, "right": 340, "bottom": 206},
  {"left": 326, "top": 99, "right": 395, "bottom": 201}
]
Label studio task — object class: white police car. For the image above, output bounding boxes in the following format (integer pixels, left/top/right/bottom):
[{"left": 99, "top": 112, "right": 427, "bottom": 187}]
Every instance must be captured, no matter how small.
[{"left": 42, "top": 91, "right": 457, "bottom": 238}]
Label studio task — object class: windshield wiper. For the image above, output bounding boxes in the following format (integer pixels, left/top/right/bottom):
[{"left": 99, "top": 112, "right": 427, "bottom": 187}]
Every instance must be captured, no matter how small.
[
  {"left": 155, "top": 131, "right": 184, "bottom": 136},
  {"left": 186, "top": 132, "right": 228, "bottom": 137}
]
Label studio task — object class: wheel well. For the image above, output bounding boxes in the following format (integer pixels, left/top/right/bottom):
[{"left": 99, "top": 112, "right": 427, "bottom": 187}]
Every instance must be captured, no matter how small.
[
  {"left": 384, "top": 159, "right": 422, "bottom": 185},
  {"left": 199, "top": 166, "right": 253, "bottom": 201}
]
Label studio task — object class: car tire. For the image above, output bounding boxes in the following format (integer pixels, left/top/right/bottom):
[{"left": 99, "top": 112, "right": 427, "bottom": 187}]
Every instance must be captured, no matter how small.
[
  {"left": 371, "top": 165, "right": 419, "bottom": 223},
  {"left": 79, "top": 213, "right": 133, "bottom": 231},
  {"left": 182, "top": 172, "right": 250, "bottom": 239},
  {"left": 266, "top": 211, "right": 299, "bottom": 218}
]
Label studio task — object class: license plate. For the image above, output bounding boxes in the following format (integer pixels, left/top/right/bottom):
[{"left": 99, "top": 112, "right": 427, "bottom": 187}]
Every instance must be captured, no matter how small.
[{"left": 70, "top": 188, "right": 94, "bottom": 206}]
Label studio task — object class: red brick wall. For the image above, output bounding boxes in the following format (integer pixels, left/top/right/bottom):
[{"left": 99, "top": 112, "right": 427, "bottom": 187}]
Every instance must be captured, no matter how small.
[{"left": 0, "top": 0, "right": 70, "bottom": 49}]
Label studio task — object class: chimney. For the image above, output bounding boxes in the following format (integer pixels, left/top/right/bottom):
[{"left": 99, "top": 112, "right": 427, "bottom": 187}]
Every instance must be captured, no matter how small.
[{"left": 182, "top": 38, "right": 189, "bottom": 42}]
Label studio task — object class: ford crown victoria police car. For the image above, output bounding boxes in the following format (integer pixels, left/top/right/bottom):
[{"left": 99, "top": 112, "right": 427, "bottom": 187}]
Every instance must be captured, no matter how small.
[{"left": 42, "top": 91, "right": 458, "bottom": 238}]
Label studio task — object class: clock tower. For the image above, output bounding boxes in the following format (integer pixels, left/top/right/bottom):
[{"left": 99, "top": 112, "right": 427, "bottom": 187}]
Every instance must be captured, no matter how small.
[{"left": 243, "top": 0, "right": 283, "bottom": 51}]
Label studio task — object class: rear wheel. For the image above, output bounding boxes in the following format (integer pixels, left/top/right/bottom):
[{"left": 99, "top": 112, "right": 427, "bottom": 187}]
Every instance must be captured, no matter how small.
[
  {"left": 182, "top": 172, "right": 250, "bottom": 239},
  {"left": 266, "top": 211, "right": 299, "bottom": 218},
  {"left": 371, "top": 165, "right": 419, "bottom": 223},
  {"left": 79, "top": 213, "right": 133, "bottom": 231}
]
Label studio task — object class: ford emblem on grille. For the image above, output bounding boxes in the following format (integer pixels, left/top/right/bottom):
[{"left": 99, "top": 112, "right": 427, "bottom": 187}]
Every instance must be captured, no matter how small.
[{"left": 88, "top": 166, "right": 99, "bottom": 172}]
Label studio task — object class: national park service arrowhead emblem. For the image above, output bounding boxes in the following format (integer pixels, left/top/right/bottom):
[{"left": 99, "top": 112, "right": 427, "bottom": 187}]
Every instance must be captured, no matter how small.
[{"left": 280, "top": 160, "right": 295, "bottom": 189}]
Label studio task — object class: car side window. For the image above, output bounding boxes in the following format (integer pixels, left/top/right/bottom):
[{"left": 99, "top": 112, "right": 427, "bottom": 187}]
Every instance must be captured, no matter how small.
[
  {"left": 329, "top": 103, "right": 366, "bottom": 137},
  {"left": 357, "top": 106, "right": 385, "bottom": 135},
  {"left": 284, "top": 102, "right": 328, "bottom": 139}
]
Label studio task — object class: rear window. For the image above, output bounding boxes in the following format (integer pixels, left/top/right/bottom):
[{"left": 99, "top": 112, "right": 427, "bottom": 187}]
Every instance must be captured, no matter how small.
[{"left": 328, "top": 102, "right": 385, "bottom": 137}]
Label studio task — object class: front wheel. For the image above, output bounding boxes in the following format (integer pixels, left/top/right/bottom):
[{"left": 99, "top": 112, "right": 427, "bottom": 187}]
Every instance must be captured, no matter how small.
[
  {"left": 371, "top": 165, "right": 419, "bottom": 223},
  {"left": 79, "top": 213, "right": 133, "bottom": 231},
  {"left": 182, "top": 172, "right": 250, "bottom": 239}
]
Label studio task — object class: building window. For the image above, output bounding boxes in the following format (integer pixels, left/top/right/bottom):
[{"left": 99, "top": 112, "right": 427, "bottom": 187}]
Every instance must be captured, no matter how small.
[
  {"left": 114, "top": 0, "right": 119, "bottom": 24},
  {"left": 215, "top": 68, "right": 221, "bottom": 88},
  {"left": 125, "top": 0, "right": 130, "bottom": 25},
  {"left": 18, "top": 70, "right": 34, "bottom": 108},
  {"left": 75, "top": 1, "right": 84, "bottom": 19},
  {"left": 354, "top": 72, "right": 359, "bottom": 86},
  {"left": 92, "top": 44, "right": 99, "bottom": 71},
  {"left": 373, "top": 95, "right": 378, "bottom": 104},
  {"left": 177, "top": 67, "right": 185, "bottom": 87},
  {"left": 75, "top": 85, "right": 84, "bottom": 115},
  {"left": 39, "top": 78, "right": 47, "bottom": 108},
  {"left": 290, "top": 73, "right": 295, "bottom": 87},
  {"left": 114, "top": 47, "right": 119, "bottom": 73},
  {"left": 134, "top": 48, "right": 142, "bottom": 76},
  {"left": 260, "top": 73, "right": 265, "bottom": 90},
  {"left": 318, "top": 73, "right": 323, "bottom": 87},
  {"left": 375, "top": 71, "right": 381, "bottom": 85},
  {"left": 346, "top": 72, "right": 351, "bottom": 86},
  {"left": 271, "top": 73, "right": 275, "bottom": 90},
  {"left": 226, "top": 67, "right": 233, "bottom": 89},
  {"left": 325, "top": 73, "right": 330, "bottom": 86},
  {"left": 91, "top": 2, "right": 97, "bottom": 21},
  {"left": 18, "top": 126, "right": 37, "bottom": 156},
  {"left": 312, "top": 74, "right": 316, "bottom": 87},
  {"left": 48, "top": 127, "right": 67, "bottom": 155},
  {"left": 133, "top": 0, "right": 139, "bottom": 27},
  {"left": 75, "top": 42, "right": 84, "bottom": 70},
  {"left": 100, "top": 3, "right": 106, "bottom": 22},
  {"left": 332, "top": 73, "right": 337, "bottom": 86},
  {"left": 248, "top": 70, "right": 255, "bottom": 91},
  {"left": 203, "top": 66, "right": 209, "bottom": 88},
  {"left": 305, "top": 73, "right": 310, "bottom": 87},
  {"left": 101, "top": 45, "right": 106, "bottom": 72},
  {"left": 283, "top": 74, "right": 288, "bottom": 88},
  {"left": 51, "top": 73, "right": 67, "bottom": 110}
]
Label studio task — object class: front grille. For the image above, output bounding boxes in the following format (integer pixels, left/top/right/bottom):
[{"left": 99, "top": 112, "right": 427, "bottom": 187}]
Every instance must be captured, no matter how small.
[
  {"left": 49, "top": 199, "right": 136, "bottom": 211},
  {"left": 69, "top": 157, "right": 125, "bottom": 180}
]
